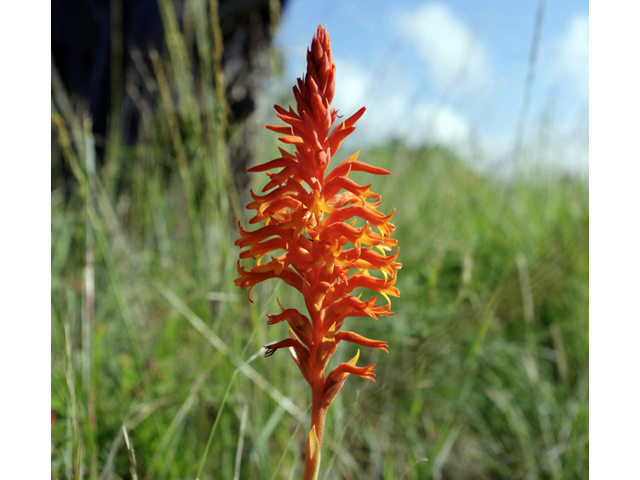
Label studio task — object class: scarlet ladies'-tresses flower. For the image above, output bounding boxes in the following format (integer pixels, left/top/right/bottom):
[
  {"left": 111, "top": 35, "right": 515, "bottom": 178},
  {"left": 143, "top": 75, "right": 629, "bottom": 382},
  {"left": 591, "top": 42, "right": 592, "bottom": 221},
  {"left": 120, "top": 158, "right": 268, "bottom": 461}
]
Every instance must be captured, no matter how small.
[{"left": 235, "top": 25, "right": 400, "bottom": 480}]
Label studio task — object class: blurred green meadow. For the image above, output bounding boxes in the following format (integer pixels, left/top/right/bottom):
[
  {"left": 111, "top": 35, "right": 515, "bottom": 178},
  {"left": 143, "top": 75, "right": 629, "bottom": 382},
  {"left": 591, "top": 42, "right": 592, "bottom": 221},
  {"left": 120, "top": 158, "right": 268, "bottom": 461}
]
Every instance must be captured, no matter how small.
[{"left": 51, "top": 8, "right": 588, "bottom": 480}]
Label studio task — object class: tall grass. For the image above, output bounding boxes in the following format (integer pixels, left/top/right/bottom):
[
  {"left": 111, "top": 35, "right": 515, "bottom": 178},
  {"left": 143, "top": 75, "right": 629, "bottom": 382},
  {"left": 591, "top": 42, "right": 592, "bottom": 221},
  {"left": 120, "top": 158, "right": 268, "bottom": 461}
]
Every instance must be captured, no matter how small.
[{"left": 51, "top": 6, "right": 588, "bottom": 479}]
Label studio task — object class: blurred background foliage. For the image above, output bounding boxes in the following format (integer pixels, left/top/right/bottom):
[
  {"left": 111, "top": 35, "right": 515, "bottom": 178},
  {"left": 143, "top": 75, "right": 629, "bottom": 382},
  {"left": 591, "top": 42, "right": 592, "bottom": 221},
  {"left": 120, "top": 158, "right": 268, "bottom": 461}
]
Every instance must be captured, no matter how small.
[{"left": 51, "top": 0, "right": 588, "bottom": 479}]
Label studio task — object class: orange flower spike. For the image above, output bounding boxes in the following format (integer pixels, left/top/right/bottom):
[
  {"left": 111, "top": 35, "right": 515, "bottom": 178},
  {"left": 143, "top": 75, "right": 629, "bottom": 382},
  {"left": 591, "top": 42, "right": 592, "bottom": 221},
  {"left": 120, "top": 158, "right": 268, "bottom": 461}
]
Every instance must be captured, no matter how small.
[{"left": 235, "top": 25, "right": 401, "bottom": 480}]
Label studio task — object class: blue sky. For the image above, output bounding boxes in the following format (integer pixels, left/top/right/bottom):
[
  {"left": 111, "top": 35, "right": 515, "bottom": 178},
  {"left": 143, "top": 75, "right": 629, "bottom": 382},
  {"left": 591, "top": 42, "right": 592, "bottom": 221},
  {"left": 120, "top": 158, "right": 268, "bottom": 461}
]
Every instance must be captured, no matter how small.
[{"left": 273, "top": 0, "right": 589, "bottom": 173}]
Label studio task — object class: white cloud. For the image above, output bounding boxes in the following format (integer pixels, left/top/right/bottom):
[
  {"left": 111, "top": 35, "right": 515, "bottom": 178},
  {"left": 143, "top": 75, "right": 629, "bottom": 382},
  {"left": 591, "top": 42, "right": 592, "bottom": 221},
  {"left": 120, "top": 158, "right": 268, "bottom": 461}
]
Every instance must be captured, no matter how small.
[
  {"left": 395, "top": 3, "right": 493, "bottom": 95},
  {"left": 476, "top": 117, "right": 589, "bottom": 178},
  {"left": 324, "top": 54, "right": 588, "bottom": 176},
  {"left": 333, "top": 59, "right": 472, "bottom": 153},
  {"left": 404, "top": 104, "right": 471, "bottom": 149},
  {"left": 558, "top": 15, "right": 589, "bottom": 98},
  {"left": 333, "top": 60, "right": 370, "bottom": 115}
]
